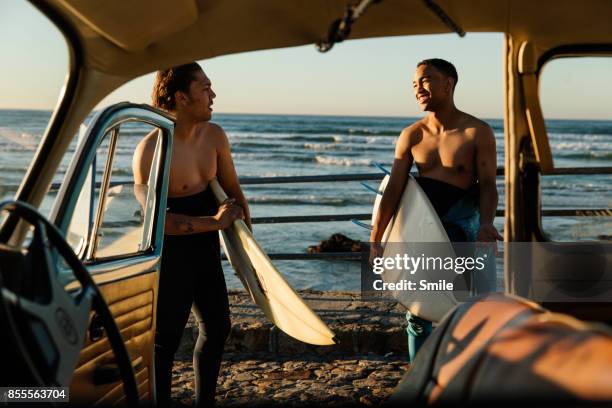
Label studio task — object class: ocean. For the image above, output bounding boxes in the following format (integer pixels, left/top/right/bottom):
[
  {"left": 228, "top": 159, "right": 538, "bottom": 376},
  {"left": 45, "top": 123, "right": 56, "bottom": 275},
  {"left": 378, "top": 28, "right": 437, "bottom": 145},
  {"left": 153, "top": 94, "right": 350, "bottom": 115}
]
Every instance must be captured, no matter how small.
[{"left": 0, "top": 110, "right": 610, "bottom": 290}]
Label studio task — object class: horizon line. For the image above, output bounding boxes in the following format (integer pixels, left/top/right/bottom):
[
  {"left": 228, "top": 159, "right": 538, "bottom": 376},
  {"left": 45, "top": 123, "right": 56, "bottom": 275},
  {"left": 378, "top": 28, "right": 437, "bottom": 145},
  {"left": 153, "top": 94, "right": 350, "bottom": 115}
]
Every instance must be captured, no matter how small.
[{"left": 0, "top": 107, "right": 611, "bottom": 122}]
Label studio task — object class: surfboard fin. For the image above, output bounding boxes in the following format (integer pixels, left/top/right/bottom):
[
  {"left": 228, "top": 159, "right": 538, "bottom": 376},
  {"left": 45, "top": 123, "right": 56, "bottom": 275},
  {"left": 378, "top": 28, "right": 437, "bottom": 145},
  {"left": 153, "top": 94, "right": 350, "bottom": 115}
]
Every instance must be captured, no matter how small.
[
  {"left": 360, "top": 182, "right": 383, "bottom": 196},
  {"left": 372, "top": 161, "right": 391, "bottom": 175},
  {"left": 351, "top": 219, "right": 373, "bottom": 230}
]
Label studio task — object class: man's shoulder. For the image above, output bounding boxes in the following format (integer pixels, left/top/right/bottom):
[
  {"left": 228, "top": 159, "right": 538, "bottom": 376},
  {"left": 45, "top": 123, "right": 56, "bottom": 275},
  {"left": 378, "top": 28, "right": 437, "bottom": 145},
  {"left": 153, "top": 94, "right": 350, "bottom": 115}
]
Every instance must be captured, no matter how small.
[
  {"left": 459, "top": 114, "right": 495, "bottom": 148},
  {"left": 135, "top": 130, "right": 159, "bottom": 155},
  {"left": 199, "top": 121, "right": 226, "bottom": 138},
  {"left": 204, "top": 121, "right": 224, "bottom": 133},
  {"left": 399, "top": 120, "right": 425, "bottom": 141},
  {"left": 196, "top": 121, "right": 228, "bottom": 146},
  {"left": 461, "top": 112, "right": 493, "bottom": 133}
]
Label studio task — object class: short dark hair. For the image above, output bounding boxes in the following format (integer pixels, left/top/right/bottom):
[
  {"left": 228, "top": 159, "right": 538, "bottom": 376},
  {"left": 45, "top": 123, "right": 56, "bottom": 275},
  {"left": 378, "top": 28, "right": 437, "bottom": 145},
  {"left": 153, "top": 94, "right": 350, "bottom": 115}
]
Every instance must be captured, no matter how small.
[
  {"left": 417, "top": 58, "right": 458, "bottom": 89},
  {"left": 152, "top": 62, "right": 203, "bottom": 111}
]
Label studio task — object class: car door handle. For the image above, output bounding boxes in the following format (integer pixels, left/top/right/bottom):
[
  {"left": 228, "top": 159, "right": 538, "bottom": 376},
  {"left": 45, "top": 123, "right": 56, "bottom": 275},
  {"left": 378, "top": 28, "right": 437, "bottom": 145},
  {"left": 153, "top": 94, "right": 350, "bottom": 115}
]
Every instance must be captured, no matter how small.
[
  {"left": 88, "top": 313, "right": 105, "bottom": 342},
  {"left": 93, "top": 356, "right": 144, "bottom": 385}
]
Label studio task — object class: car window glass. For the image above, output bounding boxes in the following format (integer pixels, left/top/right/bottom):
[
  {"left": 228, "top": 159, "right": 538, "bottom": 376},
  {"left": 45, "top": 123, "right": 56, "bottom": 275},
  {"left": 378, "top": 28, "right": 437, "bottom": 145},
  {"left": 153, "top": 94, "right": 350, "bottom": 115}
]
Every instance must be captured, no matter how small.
[
  {"left": 64, "top": 125, "right": 102, "bottom": 253},
  {"left": 90, "top": 124, "right": 161, "bottom": 260},
  {"left": 539, "top": 57, "right": 612, "bottom": 241}
]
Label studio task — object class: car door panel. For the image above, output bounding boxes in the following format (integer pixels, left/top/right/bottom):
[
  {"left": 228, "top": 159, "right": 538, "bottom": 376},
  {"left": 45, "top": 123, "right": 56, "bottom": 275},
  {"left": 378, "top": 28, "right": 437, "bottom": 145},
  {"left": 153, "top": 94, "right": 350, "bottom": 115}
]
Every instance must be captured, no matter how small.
[{"left": 70, "top": 272, "right": 157, "bottom": 405}]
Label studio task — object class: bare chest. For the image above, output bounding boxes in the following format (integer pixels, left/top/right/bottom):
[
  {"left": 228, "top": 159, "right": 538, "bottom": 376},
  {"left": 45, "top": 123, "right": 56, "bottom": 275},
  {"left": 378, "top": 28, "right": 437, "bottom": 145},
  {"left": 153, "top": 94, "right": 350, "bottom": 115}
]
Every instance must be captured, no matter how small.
[
  {"left": 411, "top": 131, "right": 475, "bottom": 175},
  {"left": 168, "top": 142, "right": 217, "bottom": 196}
]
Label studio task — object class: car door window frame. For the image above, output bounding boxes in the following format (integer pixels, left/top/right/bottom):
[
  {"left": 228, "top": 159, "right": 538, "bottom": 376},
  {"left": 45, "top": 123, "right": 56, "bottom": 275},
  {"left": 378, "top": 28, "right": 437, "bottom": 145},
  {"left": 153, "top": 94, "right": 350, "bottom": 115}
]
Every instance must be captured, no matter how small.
[
  {"left": 49, "top": 103, "right": 174, "bottom": 269},
  {"left": 86, "top": 127, "right": 119, "bottom": 260}
]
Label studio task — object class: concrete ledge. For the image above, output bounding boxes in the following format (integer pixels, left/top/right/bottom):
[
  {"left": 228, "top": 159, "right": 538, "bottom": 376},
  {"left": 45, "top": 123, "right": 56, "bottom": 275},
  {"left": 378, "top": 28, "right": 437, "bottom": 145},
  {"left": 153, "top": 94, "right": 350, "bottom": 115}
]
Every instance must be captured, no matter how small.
[{"left": 177, "top": 290, "right": 408, "bottom": 358}]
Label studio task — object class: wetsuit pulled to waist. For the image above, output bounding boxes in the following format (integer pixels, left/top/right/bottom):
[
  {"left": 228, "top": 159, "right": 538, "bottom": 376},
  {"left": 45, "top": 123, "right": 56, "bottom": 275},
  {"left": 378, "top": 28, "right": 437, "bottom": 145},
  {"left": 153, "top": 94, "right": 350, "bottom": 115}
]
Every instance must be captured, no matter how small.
[
  {"left": 164, "top": 186, "right": 219, "bottom": 242},
  {"left": 415, "top": 176, "right": 477, "bottom": 217}
]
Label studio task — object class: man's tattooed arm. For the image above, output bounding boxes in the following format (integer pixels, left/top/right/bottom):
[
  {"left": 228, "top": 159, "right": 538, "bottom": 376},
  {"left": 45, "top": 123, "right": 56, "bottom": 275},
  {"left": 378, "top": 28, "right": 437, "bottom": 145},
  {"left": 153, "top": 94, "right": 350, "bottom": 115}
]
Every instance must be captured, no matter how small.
[
  {"left": 174, "top": 219, "right": 195, "bottom": 234},
  {"left": 164, "top": 212, "right": 219, "bottom": 235}
]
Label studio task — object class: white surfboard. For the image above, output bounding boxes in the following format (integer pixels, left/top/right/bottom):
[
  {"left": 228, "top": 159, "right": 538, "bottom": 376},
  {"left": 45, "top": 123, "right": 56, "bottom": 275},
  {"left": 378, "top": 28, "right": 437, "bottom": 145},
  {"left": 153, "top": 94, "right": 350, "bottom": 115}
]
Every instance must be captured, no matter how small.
[
  {"left": 209, "top": 179, "right": 336, "bottom": 346},
  {"left": 372, "top": 175, "right": 462, "bottom": 322}
]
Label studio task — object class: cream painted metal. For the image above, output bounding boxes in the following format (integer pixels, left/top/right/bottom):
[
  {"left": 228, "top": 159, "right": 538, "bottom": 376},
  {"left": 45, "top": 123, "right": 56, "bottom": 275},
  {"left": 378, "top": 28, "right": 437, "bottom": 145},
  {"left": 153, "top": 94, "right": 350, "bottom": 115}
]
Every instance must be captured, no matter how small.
[
  {"left": 372, "top": 175, "right": 459, "bottom": 322},
  {"left": 48, "top": 0, "right": 612, "bottom": 78},
  {"left": 209, "top": 179, "right": 336, "bottom": 346}
]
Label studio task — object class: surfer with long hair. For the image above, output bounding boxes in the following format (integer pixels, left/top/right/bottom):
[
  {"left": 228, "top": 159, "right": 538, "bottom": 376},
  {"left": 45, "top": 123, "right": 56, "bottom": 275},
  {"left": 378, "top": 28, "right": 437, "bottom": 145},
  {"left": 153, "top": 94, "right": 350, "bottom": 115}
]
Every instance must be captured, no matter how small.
[
  {"left": 133, "top": 62, "right": 251, "bottom": 407},
  {"left": 370, "top": 58, "right": 502, "bottom": 362}
]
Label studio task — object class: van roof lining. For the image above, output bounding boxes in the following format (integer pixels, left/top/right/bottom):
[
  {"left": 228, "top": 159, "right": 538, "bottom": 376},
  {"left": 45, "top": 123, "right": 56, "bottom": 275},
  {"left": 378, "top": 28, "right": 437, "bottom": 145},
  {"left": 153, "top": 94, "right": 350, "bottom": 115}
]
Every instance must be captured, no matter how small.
[{"left": 56, "top": 0, "right": 199, "bottom": 51}]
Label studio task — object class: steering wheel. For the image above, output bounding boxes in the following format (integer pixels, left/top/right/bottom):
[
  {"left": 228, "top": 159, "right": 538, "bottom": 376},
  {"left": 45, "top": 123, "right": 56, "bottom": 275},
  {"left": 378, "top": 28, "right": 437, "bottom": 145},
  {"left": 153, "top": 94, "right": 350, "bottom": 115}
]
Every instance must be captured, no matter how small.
[{"left": 0, "top": 200, "right": 139, "bottom": 406}]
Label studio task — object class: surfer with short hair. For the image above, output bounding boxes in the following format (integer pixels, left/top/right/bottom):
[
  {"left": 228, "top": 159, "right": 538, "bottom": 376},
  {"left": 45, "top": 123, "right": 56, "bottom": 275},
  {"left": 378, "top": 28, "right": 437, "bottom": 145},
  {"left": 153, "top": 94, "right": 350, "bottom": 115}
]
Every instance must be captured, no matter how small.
[
  {"left": 133, "top": 62, "right": 250, "bottom": 407},
  {"left": 370, "top": 58, "right": 502, "bottom": 362}
]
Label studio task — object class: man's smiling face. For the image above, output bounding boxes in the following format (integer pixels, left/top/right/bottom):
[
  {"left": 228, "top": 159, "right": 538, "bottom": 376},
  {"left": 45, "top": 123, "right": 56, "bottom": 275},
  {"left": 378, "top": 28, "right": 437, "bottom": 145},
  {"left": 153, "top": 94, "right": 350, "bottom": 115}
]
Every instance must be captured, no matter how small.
[{"left": 412, "top": 64, "right": 453, "bottom": 112}]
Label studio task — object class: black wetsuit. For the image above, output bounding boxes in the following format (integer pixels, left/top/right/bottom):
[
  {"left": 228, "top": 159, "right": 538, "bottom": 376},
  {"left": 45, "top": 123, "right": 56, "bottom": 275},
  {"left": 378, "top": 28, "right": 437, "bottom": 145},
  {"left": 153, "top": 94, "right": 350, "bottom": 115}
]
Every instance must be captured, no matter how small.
[
  {"left": 415, "top": 176, "right": 477, "bottom": 242},
  {"left": 155, "top": 187, "right": 231, "bottom": 408}
]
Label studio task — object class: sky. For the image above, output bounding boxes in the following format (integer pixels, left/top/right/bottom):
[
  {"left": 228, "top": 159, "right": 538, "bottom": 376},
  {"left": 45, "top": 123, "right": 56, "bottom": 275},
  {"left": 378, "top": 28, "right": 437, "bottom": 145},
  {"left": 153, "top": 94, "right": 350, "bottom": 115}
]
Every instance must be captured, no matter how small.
[{"left": 1, "top": 1, "right": 611, "bottom": 120}]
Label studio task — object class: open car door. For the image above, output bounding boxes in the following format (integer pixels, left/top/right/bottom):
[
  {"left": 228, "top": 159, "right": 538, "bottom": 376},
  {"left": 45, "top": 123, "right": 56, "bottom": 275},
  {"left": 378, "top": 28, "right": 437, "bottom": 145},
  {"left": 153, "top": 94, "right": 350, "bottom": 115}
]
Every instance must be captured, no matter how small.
[{"left": 49, "top": 103, "right": 174, "bottom": 405}]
